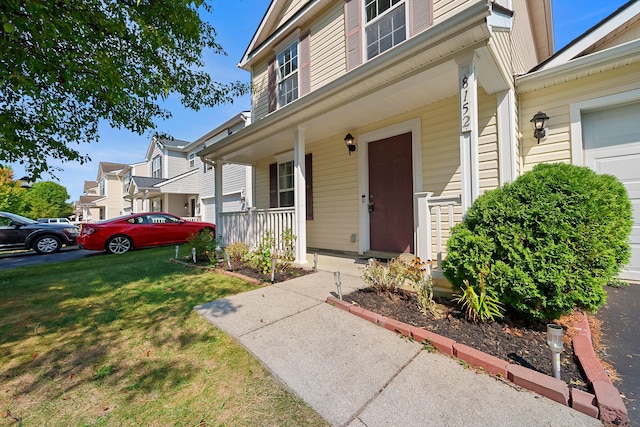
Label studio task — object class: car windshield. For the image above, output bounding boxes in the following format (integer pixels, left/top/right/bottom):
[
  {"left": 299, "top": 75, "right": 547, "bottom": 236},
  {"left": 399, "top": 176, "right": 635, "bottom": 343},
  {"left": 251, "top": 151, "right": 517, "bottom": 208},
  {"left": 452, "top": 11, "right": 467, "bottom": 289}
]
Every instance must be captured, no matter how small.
[{"left": 0, "top": 212, "right": 37, "bottom": 225}]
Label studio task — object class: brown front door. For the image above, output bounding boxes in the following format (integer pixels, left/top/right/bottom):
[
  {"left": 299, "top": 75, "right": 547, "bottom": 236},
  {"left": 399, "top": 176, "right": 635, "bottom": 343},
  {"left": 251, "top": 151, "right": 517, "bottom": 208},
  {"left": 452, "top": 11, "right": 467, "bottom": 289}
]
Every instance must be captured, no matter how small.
[{"left": 368, "top": 132, "right": 414, "bottom": 253}]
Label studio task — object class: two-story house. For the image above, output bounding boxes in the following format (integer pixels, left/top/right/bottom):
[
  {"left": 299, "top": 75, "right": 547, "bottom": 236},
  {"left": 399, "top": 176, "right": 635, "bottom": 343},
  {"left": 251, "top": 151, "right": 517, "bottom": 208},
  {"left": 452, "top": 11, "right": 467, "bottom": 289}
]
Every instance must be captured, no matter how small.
[
  {"left": 91, "top": 162, "right": 129, "bottom": 220},
  {"left": 200, "top": 0, "right": 640, "bottom": 282}
]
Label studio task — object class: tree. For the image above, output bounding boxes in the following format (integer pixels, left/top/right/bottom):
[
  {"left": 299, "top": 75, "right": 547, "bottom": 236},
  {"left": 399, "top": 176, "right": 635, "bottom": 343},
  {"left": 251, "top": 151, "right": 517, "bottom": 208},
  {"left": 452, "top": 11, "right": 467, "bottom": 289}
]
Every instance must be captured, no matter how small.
[
  {"left": 0, "top": 0, "right": 247, "bottom": 178},
  {"left": 0, "top": 166, "right": 27, "bottom": 213},
  {"left": 23, "top": 181, "right": 73, "bottom": 219}
]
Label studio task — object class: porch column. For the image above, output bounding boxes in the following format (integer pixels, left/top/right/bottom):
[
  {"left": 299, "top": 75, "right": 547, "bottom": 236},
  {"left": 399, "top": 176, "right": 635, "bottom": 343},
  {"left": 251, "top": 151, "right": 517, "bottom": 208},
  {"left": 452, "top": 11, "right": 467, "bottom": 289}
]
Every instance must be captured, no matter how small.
[
  {"left": 497, "top": 89, "right": 518, "bottom": 185},
  {"left": 293, "top": 126, "right": 307, "bottom": 264},
  {"left": 214, "top": 160, "right": 223, "bottom": 241},
  {"left": 457, "top": 55, "right": 480, "bottom": 213}
]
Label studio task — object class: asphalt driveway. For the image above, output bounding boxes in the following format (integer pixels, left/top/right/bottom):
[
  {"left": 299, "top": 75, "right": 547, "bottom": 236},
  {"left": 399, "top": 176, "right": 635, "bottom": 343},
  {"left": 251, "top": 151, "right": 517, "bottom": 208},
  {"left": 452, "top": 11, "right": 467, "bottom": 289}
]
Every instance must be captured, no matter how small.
[{"left": 0, "top": 247, "right": 102, "bottom": 269}]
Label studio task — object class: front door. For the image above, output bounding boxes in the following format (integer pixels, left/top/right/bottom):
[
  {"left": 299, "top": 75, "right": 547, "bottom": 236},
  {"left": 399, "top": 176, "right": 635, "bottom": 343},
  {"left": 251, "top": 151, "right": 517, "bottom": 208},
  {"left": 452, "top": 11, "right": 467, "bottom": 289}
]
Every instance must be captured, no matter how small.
[{"left": 368, "top": 132, "right": 414, "bottom": 253}]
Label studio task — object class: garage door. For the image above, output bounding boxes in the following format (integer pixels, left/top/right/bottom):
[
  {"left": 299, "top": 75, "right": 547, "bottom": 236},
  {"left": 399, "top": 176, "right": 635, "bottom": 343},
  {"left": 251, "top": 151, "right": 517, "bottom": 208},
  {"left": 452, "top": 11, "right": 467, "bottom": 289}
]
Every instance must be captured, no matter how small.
[{"left": 583, "top": 102, "right": 640, "bottom": 281}]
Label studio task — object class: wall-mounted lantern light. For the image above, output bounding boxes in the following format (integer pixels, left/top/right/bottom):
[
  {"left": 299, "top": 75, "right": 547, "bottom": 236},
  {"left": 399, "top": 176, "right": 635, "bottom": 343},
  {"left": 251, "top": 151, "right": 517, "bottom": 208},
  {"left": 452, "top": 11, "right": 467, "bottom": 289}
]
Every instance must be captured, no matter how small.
[
  {"left": 530, "top": 111, "right": 550, "bottom": 144},
  {"left": 344, "top": 133, "right": 356, "bottom": 155}
]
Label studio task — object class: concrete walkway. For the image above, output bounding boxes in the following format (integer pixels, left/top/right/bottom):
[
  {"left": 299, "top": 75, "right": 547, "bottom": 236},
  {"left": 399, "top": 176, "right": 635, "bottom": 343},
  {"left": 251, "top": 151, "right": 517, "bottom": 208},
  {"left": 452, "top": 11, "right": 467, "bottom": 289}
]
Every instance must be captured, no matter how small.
[{"left": 195, "top": 258, "right": 601, "bottom": 426}]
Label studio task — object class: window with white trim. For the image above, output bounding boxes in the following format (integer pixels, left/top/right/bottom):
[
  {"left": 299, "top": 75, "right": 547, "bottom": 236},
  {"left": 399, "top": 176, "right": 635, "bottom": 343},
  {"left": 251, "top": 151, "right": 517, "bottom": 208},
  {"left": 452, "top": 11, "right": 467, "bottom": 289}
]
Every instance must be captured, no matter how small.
[
  {"left": 278, "top": 161, "right": 294, "bottom": 207},
  {"left": 364, "top": 0, "right": 406, "bottom": 60},
  {"left": 99, "top": 178, "right": 106, "bottom": 196},
  {"left": 277, "top": 42, "right": 298, "bottom": 107},
  {"left": 152, "top": 155, "right": 162, "bottom": 178}
]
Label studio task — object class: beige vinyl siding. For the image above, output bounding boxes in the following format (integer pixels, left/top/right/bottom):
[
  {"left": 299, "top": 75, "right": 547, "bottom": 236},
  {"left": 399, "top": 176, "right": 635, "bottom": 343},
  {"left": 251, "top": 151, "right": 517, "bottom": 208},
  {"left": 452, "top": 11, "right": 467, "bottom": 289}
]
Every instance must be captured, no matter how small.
[
  {"left": 309, "top": 2, "right": 345, "bottom": 90},
  {"left": 510, "top": 0, "right": 538, "bottom": 72},
  {"left": 252, "top": 61, "right": 270, "bottom": 121},
  {"left": 306, "top": 134, "right": 360, "bottom": 252},
  {"left": 167, "top": 150, "right": 188, "bottom": 176},
  {"left": 200, "top": 167, "right": 214, "bottom": 198},
  {"left": 433, "top": 0, "right": 474, "bottom": 23},
  {"left": 587, "top": 19, "right": 640, "bottom": 53},
  {"left": 477, "top": 89, "right": 499, "bottom": 194},
  {"left": 520, "top": 62, "right": 640, "bottom": 172},
  {"left": 254, "top": 159, "right": 271, "bottom": 209},
  {"left": 275, "top": 0, "right": 307, "bottom": 28}
]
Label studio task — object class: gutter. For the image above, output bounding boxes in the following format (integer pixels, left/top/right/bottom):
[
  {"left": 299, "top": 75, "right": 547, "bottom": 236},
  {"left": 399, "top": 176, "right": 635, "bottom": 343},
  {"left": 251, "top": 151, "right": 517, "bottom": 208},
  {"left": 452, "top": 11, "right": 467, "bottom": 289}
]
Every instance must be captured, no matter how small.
[
  {"left": 517, "top": 39, "right": 640, "bottom": 93},
  {"left": 201, "top": 0, "right": 492, "bottom": 159}
]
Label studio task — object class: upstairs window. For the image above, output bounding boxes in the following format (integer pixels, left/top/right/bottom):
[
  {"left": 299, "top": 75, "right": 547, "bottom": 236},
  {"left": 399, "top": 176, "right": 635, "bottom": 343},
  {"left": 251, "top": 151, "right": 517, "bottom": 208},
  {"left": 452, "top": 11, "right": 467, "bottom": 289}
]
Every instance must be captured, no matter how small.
[
  {"left": 277, "top": 42, "right": 298, "bottom": 107},
  {"left": 152, "top": 156, "right": 162, "bottom": 178},
  {"left": 364, "top": 0, "right": 406, "bottom": 60},
  {"left": 99, "top": 178, "right": 106, "bottom": 196},
  {"left": 123, "top": 171, "right": 131, "bottom": 192},
  {"left": 188, "top": 152, "right": 196, "bottom": 168}
]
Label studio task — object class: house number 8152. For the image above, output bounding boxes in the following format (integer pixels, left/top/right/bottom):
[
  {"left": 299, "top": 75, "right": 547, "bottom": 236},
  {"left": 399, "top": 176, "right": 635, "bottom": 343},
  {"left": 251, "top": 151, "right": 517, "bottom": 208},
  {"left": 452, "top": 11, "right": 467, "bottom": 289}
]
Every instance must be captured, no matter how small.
[{"left": 460, "top": 74, "right": 472, "bottom": 132}]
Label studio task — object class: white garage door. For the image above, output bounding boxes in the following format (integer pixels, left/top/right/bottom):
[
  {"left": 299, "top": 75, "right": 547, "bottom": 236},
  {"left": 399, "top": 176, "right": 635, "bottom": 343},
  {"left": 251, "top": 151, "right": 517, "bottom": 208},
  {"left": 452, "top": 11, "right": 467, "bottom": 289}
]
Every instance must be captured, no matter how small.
[{"left": 583, "top": 102, "right": 640, "bottom": 281}]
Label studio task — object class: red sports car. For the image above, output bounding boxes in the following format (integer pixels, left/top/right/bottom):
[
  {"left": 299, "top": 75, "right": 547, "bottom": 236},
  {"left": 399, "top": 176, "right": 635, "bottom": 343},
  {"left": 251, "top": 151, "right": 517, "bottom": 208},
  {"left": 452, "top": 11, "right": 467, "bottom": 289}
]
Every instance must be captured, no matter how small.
[{"left": 78, "top": 212, "right": 215, "bottom": 254}]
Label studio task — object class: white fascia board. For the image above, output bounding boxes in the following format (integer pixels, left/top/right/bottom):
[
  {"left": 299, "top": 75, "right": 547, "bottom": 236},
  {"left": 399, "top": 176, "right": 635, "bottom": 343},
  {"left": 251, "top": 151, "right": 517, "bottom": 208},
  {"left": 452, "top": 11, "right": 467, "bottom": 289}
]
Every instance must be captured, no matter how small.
[
  {"left": 190, "top": 111, "right": 251, "bottom": 148},
  {"left": 538, "top": 1, "right": 640, "bottom": 70},
  {"left": 517, "top": 39, "right": 640, "bottom": 93}
]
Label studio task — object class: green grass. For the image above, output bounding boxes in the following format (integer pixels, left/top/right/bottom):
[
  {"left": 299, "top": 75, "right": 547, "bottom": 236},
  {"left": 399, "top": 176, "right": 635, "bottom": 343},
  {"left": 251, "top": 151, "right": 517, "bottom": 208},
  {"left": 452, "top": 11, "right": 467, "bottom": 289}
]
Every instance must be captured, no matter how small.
[{"left": 0, "top": 246, "right": 328, "bottom": 426}]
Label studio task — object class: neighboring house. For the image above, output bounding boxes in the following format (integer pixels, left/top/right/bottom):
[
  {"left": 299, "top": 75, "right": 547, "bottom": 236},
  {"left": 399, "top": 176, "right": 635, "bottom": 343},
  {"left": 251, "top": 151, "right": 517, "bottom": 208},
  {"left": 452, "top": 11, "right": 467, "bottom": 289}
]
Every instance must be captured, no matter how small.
[
  {"left": 199, "top": 0, "right": 640, "bottom": 283},
  {"left": 93, "top": 162, "right": 129, "bottom": 220},
  {"left": 76, "top": 180, "right": 104, "bottom": 222},
  {"left": 125, "top": 112, "right": 252, "bottom": 222}
]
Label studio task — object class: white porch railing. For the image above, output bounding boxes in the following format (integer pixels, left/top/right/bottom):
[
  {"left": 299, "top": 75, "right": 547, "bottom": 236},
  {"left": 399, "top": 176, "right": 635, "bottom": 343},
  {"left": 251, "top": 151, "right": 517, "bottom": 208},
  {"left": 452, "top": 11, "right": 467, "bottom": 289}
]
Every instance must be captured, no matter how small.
[
  {"left": 416, "top": 192, "right": 462, "bottom": 270},
  {"left": 180, "top": 216, "right": 202, "bottom": 222},
  {"left": 218, "top": 207, "right": 295, "bottom": 252}
]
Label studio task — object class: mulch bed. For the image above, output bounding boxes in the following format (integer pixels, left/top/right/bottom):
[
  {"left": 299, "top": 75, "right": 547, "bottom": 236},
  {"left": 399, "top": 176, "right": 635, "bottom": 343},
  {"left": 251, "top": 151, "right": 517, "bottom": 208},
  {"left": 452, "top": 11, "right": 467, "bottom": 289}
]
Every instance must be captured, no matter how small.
[{"left": 344, "top": 287, "right": 593, "bottom": 392}]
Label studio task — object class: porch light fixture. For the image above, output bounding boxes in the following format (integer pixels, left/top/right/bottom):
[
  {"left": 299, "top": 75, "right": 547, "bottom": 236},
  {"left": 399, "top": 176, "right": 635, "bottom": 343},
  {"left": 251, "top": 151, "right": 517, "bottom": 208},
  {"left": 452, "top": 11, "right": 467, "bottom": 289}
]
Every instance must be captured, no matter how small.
[
  {"left": 530, "top": 111, "right": 550, "bottom": 144},
  {"left": 344, "top": 133, "right": 356, "bottom": 155}
]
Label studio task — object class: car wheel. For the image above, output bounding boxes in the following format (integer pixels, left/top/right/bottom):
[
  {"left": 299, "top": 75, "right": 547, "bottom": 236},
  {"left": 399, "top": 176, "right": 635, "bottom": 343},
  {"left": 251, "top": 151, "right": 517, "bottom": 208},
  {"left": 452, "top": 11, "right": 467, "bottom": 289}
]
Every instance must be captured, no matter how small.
[
  {"left": 33, "top": 235, "right": 62, "bottom": 254},
  {"left": 106, "top": 235, "right": 133, "bottom": 254}
]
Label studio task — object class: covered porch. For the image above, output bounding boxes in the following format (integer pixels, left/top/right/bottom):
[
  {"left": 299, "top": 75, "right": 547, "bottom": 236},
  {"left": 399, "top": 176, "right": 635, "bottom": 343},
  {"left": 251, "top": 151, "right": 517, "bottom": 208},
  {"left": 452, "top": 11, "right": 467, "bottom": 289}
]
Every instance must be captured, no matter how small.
[{"left": 199, "top": 2, "right": 517, "bottom": 268}]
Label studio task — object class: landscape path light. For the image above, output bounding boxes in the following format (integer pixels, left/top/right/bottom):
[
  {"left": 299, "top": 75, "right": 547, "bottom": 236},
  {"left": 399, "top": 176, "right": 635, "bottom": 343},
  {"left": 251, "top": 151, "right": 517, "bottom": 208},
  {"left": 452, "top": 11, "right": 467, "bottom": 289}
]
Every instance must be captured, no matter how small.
[
  {"left": 334, "top": 271, "right": 342, "bottom": 300},
  {"left": 546, "top": 324, "right": 564, "bottom": 379}
]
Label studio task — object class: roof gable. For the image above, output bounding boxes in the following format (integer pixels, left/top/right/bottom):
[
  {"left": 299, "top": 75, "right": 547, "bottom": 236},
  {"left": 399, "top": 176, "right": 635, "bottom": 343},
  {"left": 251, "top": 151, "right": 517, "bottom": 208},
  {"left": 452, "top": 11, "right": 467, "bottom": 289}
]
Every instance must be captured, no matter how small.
[{"left": 535, "top": 0, "right": 640, "bottom": 71}]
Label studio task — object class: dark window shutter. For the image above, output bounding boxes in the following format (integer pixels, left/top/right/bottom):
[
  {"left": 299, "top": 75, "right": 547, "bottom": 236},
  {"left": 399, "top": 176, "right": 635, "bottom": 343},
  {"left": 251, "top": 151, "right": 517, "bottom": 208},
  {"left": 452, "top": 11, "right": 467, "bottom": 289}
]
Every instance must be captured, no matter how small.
[
  {"left": 268, "top": 57, "right": 277, "bottom": 112},
  {"left": 305, "top": 153, "right": 313, "bottom": 220},
  {"left": 410, "top": 0, "right": 433, "bottom": 36},
  {"left": 269, "top": 162, "right": 278, "bottom": 208},
  {"left": 344, "top": 0, "right": 362, "bottom": 71},
  {"left": 299, "top": 31, "right": 311, "bottom": 96}
]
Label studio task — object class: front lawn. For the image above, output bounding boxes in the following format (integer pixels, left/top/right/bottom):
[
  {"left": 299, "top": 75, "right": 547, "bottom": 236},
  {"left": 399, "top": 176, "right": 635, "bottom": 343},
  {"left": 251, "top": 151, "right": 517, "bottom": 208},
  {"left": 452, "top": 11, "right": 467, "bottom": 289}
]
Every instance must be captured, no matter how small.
[{"left": 0, "top": 247, "right": 327, "bottom": 426}]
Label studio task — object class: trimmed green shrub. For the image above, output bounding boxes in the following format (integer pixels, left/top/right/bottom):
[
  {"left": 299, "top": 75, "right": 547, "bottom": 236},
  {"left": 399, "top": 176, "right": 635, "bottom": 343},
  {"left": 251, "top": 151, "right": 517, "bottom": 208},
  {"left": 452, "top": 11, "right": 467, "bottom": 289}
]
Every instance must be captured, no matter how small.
[{"left": 442, "top": 163, "right": 632, "bottom": 321}]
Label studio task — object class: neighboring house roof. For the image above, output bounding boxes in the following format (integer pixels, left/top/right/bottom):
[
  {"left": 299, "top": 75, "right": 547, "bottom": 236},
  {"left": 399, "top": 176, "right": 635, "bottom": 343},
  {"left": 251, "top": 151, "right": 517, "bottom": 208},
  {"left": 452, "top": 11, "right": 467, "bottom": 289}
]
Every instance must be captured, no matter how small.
[
  {"left": 99, "top": 161, "right": 128, "bottom": 173},
  {"left": 154, "top": 169, "right": 198, "bottom": 194},
  {"left": 145, "top": 137, "right": 191, "bottom": 161},
  {"left": 130, "top": 176, "right": 167, "bottom": 190},
  {"left": 532, "top": 0, "right": 640, "bottom": 72},
  {"left": 78, "top": 195, "right": 102, "bottom": 206},
  {"left": 193, "top": 111, "right": 251, "bottom": 148},
  {"left": 83, "top": 180, "right": 98, "bottom": 192}
]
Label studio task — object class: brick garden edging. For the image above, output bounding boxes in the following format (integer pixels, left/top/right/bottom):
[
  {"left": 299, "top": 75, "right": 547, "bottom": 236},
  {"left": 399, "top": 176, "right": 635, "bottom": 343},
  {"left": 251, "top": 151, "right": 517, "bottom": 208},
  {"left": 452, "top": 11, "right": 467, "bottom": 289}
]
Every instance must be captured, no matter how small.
[{"left": 326, "top": 296, "right": 629, "bottom": 425}]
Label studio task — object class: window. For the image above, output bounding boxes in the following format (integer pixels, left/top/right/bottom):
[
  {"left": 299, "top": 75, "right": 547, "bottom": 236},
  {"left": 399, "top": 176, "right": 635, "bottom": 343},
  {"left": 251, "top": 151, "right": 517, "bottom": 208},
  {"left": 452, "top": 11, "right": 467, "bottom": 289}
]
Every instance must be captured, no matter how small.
[
  {"left": 269, "top": 154, "right": 313, "bottom": 219},
  {"left": 277, "top": 42, "right": 298, "bottom": 107},
  {"left": 364, "top": 0, "right": 406, "bottom": 60},
  {"left": 123, "top": 171, "right": 131, "bottom": 192},
  {"left": 152, "top": 156, "right": 162, "bottom": 178},
  {"left": 278, "top": 161, "right": 294, "bottom": 207},
  {"left": 151, "top": 199, "right": 162, "bottom": 212},
  {"left": 188, "top": 152, "right": 196, "bottom": 168},
  {"left": 99, "top": 178, "right": 106, "bottom": 196}
]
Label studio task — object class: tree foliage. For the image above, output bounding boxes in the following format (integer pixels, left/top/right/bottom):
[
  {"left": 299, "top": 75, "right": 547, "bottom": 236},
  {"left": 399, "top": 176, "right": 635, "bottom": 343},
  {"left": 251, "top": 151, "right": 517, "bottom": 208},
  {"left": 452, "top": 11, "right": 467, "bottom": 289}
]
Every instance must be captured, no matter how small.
[
  {"left": 0, "top": 166, "right": 27, "bottom": 213},
  {"left": 1, "top": 0, "right": 248, "bottom": 178},
  {"left": 442, "top": 163, "right": 633, "bottom": 321},
  {"left": 23, "top": 181, "right": 73, "bottom": 219}
]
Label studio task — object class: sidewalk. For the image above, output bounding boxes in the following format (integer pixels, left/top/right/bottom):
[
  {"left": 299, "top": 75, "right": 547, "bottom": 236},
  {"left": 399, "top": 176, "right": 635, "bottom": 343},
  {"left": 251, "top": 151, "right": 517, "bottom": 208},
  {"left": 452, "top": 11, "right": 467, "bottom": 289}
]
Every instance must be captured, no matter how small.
[{"left": 195, "top": 262, "right": 600, "bottom": 426}]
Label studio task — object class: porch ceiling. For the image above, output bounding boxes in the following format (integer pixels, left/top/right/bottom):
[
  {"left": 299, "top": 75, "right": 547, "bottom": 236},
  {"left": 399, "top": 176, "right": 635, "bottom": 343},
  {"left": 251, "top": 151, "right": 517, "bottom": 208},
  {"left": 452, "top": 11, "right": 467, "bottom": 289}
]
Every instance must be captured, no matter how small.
[{"left": 202, "top": 2, "right": 500, "bottom": 165}]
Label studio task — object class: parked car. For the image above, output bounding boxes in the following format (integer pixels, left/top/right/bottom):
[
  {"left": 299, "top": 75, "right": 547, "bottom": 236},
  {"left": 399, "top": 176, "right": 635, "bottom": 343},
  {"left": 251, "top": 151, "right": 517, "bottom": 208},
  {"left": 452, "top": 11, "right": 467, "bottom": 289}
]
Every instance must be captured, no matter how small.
[
  {"left": 77, "top": 212, "right": 216, "bottom": 254},
  {"left": 0, "top": 211, "right": 79, "bottom": 254},
  {"left": 38, "top": 218, "right": 72, "bottom": 224}
]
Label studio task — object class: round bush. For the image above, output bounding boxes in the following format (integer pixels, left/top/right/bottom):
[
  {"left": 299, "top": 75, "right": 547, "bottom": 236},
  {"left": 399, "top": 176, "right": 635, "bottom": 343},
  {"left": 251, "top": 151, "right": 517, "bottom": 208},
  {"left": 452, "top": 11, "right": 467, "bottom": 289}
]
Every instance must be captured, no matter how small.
[{"left": 442, "top": 163, "right": 632, "bottom": 320}]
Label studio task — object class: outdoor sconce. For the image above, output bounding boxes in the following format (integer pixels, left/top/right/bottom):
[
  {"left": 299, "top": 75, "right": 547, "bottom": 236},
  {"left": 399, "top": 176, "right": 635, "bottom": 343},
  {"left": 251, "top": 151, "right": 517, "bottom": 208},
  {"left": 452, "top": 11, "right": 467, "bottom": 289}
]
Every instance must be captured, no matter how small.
[
  {"left": 184, "top": 203, "right": 188, "bottom": 210},
  {"left": 530, "top": 111, "right": 550, "bottom": 144},
  {"left": 344, "top": 133, "right": 356, "bottom": 155}
]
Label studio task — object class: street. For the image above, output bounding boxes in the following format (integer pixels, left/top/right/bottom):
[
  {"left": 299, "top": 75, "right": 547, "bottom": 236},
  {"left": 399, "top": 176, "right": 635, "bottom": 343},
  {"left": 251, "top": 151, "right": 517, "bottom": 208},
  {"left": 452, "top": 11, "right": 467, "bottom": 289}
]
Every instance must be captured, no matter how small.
[{"left": 0, "top": 246, "right": 102, "bottom": 270}]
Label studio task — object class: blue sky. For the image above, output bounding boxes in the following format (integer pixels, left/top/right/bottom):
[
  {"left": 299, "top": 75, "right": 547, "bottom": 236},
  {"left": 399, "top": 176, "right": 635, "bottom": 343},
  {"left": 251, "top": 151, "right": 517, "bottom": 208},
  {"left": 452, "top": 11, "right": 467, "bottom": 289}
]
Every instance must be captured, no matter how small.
[{"left": 9, "top": 0, "right": 631, "bottom": 201}]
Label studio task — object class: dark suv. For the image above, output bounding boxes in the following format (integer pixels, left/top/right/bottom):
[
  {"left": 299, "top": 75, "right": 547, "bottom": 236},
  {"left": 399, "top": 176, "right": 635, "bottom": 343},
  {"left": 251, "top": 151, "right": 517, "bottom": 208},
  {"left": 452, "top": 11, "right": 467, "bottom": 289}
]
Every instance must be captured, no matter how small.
[{"left": 0, "top": 212, "right": 79, "bottom": 254}]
